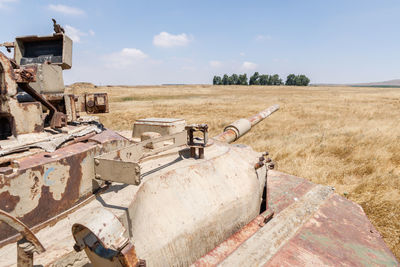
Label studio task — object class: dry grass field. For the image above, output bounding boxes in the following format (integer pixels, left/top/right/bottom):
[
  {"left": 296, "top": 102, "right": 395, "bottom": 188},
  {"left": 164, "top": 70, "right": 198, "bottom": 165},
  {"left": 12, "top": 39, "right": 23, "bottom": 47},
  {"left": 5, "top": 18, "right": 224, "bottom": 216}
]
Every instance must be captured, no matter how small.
[{"left": 70, "top": 84, "right": 400, "bottom": 259}]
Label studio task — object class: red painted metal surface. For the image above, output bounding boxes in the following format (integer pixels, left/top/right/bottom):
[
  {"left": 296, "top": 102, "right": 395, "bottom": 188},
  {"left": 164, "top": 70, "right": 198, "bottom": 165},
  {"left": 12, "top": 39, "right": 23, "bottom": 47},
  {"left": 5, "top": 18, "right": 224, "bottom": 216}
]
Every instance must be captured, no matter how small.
[
  {"left": 266, "top": 193, "right": 399, "bottom": 266},
  {"left": 194, "top": 210, "right": 274, "bottom": 267},
  {"left": 268, "top": 171, "right": 315, "bottom": 213},
  {"left": 193, "top": 171, "right": 399, "bottom": 266}
]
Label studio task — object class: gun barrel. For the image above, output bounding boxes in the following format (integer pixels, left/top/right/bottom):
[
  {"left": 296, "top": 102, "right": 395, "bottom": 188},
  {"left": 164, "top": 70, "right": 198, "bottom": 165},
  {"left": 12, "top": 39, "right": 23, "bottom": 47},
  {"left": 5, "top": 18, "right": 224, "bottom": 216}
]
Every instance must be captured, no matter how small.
[{"left": 213, "top": 104, "right": 279, "bottom": 143}]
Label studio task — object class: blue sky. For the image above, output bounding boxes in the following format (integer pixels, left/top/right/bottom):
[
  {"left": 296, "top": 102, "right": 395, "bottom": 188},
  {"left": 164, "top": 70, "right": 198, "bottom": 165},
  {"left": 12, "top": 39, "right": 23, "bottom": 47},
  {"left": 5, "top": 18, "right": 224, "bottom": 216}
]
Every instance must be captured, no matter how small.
[{"left": 0, "top": 0, "right": 399, "bottom": 85}]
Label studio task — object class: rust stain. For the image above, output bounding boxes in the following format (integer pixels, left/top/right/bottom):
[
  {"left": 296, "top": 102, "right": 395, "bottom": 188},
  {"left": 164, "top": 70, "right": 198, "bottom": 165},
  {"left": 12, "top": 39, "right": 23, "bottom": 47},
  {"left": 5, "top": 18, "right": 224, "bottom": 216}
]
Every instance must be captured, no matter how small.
[
  {"left": 0, "top": 191, "right": 20, "bottom": 212},
  {"left": 0, "top": 132, "right": 126, "bottom": 247},
  {"left": 20, "top": 152, "right": 85, "bottom": 227},
  {"left": 194, "top": 214, "right": 269, "bottom": 266},
  {"left": 30, "top": 175, "right": 40, "bottom": 200},
  {"left": 268, "top": 171, "right": 315, "bottom": 214},
  {"left": 33, "top": 123, "right": 44, "bottom": 133},
  {"left": 265, "top": 194, "right": 399, "bottom": 266},
  {"left": 213, "top": 129, "right": 237, "bottom": 144},
  {"left": 0, "top": 151, "right": 86, "bottom": 242},
  {"left": 119, "top": 243, "right": 140, "bottom": 267}
]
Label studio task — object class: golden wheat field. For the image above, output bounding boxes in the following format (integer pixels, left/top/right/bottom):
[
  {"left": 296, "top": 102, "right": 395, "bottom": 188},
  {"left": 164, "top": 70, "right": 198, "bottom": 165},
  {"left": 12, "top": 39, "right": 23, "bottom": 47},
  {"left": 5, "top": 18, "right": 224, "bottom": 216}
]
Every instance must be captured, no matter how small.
[{"left": 70, "top": 83, "right": 400, "bottom": 259}]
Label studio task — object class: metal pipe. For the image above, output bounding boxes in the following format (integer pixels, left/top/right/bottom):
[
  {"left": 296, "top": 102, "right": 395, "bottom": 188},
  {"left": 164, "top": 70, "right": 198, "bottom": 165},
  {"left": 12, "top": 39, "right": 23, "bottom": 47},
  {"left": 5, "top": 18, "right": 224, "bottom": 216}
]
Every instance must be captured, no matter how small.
[{"left": 213, "top": 104, "right": 279, "bottom": 143}]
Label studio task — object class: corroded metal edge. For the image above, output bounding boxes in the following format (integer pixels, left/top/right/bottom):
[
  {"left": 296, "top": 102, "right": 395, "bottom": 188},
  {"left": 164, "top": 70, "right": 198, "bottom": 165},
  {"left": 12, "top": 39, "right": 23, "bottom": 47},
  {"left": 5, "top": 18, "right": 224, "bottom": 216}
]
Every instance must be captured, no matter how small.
[{"left": 216, "top": 184, "right": 334, "bottom": 266}]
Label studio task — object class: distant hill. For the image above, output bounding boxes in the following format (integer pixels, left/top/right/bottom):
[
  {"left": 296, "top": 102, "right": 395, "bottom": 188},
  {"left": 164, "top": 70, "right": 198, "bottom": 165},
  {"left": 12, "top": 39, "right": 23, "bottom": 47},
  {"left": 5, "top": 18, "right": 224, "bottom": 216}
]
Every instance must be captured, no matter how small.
[
  {"left": 312, "top": 79, "right": 400, "bottom": 88},
  {"left": 351, "top": 79, "right": 400, "bottom": 87}
]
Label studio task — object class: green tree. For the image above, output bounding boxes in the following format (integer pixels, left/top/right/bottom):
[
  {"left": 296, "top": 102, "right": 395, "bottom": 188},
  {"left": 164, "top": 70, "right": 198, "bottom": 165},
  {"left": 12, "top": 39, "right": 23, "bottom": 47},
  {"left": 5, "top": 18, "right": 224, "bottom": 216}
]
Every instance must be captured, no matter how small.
[
  {"left": 238, "top": 74, "right": 248, "bottom": 85},
  {"left": 259, "top": 74, "right": 269, "bottom": 85},
  {"left": 222, "top": 74, "right": 229, "bottom": 85},
  {"left": 270, "top": 74, "right": 282, "bottom": 85},
  {"left": 249, "top": 72, "right": 260, "bottom": 85},
  {"left": 213, "top": 75, "right": 222, "bottom": 85},
  {"left": 230, "top": 74, "right": 239, "bottom": 85},
  {"left": 285, "top": 74, "right": 296, "bottom": 86},
  {"left": 298, "top": 75, "right": 310, "bottom": 86}
]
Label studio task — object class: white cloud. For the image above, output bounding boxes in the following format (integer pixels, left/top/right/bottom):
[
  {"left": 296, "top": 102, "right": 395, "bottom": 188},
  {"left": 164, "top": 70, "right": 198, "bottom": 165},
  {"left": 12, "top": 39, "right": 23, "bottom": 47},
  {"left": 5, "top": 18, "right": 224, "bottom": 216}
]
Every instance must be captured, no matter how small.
[
  {"left": 65, "top": 25, "right": 96, "bottom": 43},
  {"left": 242, "top": 61, "right": 258, "bottom": 70},
  {"left": 48, "top": 4, "right": 85, "bottom": 16},
  {"left": 0, "top": 0, "right": 17, "bottom": 9},
  {"left": 120, "top": 48, "right": 148, "bottom": 59},
  {"left": 209, "top": 60, "right": 222, "bottom": 68},
  {"left": 65, "top": 25, "right": 85, "bottom": 43},
  {"left": 255, "top": 34, "right": 272, "bottom": 41},
  {"left": 153, "top": 32, "right": 191, "bottom": 48},
  {"left": 104, "top": 48, "right": 149, "bottom": 68}
]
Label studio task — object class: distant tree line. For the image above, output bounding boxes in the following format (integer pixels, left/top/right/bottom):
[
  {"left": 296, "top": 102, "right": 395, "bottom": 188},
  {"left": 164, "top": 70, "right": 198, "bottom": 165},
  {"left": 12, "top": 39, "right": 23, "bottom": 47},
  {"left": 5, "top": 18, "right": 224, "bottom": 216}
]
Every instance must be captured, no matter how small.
[
  {"left": 213, "top": 73, "right": 310, "bottom": 86},
  {"left": 285, "top": 74, "right": 310, "bottom": 86}
]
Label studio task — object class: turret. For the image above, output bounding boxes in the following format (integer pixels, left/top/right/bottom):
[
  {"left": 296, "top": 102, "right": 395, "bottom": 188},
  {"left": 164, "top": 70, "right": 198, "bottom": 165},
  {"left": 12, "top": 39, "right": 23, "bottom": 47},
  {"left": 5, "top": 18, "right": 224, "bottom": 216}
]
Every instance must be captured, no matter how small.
[{"left": 0, "top": 20, "right": 108, "bottom": 140}]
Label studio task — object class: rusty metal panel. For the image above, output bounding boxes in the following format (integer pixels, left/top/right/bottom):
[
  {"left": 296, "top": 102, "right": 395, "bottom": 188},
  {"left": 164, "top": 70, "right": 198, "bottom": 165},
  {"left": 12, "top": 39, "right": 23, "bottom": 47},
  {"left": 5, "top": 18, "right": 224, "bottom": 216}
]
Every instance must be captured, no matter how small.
[
  {"left": 211, "top": 184, "right": 334, "bottom": 266},
  {"left": 0, "top": 52, "right": 18, "bottom": 97},
  {"left": 0, "top": 130, "right": 128, "bottom": 246},
  {"left": 198, "top": 171, "right": 398, "bottom": 266},
  {"left": 193, "top": 210, "right": 274, "bottom": 267},
  {"left": 8, "top": 100, "right": 44, "bottom": 134},
  {"left": 64, "top": 94, "right": 78, "bottom": 121},
  {"left": 265, "top": 194, "right": 399, "bottom": 266},
  {"left": 13, "top": 65, "right": 36, "bottom": 83},
  {"left": 268, "top": 171, "right": 315, "bottom": 214}
]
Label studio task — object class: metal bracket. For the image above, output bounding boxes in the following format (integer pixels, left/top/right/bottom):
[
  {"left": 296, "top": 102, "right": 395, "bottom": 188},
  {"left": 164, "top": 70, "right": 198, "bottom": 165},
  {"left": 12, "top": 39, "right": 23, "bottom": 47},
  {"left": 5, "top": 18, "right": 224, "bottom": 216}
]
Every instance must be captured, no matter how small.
[
  {"left": 185, "top": 124, "right": 208, "bottom": 159},
  {"left": 94, "top": 131, "right": 187, "bottom": 185},
  {"left": 85, "top": 93, "right": 109, "bottom": 114},
  {"left": 72, "top": 208, "right": 144, "bottom": 267}
]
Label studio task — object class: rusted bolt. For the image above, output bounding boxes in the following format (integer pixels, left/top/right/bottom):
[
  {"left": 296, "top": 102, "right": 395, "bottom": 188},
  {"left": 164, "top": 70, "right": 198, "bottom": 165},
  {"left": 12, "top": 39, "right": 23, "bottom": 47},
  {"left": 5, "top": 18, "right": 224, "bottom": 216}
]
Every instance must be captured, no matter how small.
[
  {"left": 73, "top": 244, "right": 82, "bottom": 252},
  {"left": 95, "top": 174, "right": 101, "bottom": 179},
  {"left": 254, "top": 161, "right": 264, "bottom": 170},
  {"left": 259, "top": 156, "right": 265, "bottom": 162},
  {"left": 94, "top": 159, "right": 100, "bottom": 166},
  {"left": 263, "top": 152, "right": 269, "bottom": 156},
  {"left": 265, "top": 158, "right": 272, "bottom": 163},
  {"left": 268, "top": 163, "right": 275, "bottom": 170}
]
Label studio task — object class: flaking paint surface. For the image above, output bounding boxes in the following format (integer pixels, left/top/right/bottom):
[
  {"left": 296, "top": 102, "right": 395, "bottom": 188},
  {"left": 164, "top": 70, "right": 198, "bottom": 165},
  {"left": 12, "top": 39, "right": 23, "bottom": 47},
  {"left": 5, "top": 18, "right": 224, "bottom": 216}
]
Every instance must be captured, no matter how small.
[{"left": 266, "top": 194, "right": 398, "bottom": 266}]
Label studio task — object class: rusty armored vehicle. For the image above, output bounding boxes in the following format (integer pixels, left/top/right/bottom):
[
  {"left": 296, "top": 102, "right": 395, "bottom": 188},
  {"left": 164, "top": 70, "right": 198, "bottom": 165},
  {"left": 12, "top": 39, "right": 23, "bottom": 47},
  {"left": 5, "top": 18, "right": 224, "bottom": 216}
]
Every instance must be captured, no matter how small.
[{"left": 0, "top": 22, "right": 398, "bottom": 267}]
